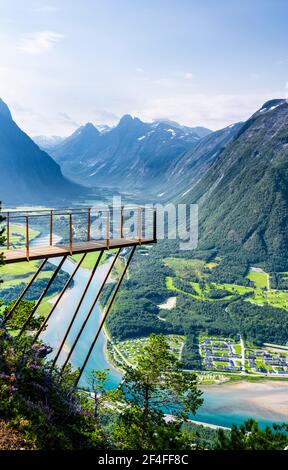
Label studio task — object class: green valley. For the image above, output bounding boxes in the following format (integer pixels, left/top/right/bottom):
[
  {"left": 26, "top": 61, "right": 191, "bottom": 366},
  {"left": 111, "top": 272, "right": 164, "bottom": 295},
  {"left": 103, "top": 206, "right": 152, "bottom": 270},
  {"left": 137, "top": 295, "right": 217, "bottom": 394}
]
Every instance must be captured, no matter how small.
[
  {"left": 106, "top": 240, "right": 288, "bottom": 378},
  {"left": 165, "top": 260, "right": 288, "bottom": 311}
]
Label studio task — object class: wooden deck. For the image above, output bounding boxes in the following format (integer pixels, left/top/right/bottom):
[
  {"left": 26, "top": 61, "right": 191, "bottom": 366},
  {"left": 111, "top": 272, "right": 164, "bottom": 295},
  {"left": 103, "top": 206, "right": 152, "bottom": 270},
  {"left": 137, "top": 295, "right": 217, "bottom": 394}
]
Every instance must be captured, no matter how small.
[{"left": 4, "top": 238, "right": 155, "bottom": 264}]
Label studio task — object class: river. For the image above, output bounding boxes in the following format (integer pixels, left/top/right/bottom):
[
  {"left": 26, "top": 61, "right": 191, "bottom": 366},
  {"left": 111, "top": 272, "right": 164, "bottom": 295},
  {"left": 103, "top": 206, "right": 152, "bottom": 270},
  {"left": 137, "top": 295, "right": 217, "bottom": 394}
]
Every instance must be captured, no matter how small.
[
  {"left": 40, "top": 255, "right": 122, "bottom": 390},
  {"left": 39, "top": 250, "right": 288, "bottom": 429}
]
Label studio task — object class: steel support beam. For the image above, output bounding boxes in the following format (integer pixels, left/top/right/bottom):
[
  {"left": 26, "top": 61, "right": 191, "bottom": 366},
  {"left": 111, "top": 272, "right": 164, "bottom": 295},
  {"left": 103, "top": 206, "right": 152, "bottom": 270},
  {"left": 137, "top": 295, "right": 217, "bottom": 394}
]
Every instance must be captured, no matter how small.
[
  {"left": 60, "top": 248, "right": 121, "bottom": 373},
  {"left": 4, "top": 258, "right": 48, "bottom": 323},
  {"left": 6, "top": 212, "right": 10, "bottom": 250},
  {"left": 18, "top": 256, "right": 67, "bottom": 337},
  {"left": 25, "top": 216, "right": 30, "bottom": 261},
  {"left": 69, "top": 213, "right": 73, "bottom": 255},
  {"left": 74, "top": 245, "right": 136, "bottom": 388},
  {"left": 52, "top": 250, "right": 105, "bottom": 367},
  {"left": 87, "top": 208, "right": 91, "bottom": 241},
  {"left": 33, "top": 253, "right": 87, "bottom": 343},
  {"left": 50, "top": 210, "right": 53, "bottom": 246},
  {"left": 153, "top": 208, "right": 157, "bottom": 243}
]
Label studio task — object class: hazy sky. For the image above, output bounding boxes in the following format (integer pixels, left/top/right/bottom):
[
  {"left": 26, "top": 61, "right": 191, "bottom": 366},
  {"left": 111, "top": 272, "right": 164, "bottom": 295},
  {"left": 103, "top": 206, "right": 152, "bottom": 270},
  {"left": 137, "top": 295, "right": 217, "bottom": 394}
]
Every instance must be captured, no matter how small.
[{"left": 0, "top": 0, "right": 287, "bottom": 136}]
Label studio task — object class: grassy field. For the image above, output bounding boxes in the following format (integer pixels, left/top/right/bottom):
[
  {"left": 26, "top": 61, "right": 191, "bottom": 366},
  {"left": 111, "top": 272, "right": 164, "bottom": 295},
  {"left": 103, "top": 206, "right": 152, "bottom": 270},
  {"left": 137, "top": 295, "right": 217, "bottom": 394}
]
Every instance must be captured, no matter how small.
[
  {"left": 167, "top": 276, "right": 288, "bottom": 310},
  {"left": 1, "top": 268, "right": 55, "bottom": 289},
  {"left": 6, "top": 223, "right": 40, "bottom": 248},
  {"left": 205, "top": 261, "right": 219, "bottom": 270},
  {"left": 72, "top": 250, "right": 125, "bottom": 281},
  {"left": 0, "top": 225, "right": 61, "bottom": 316},
  {"left": 72, "top": 249, "right": 119, "bottom": 269},
  {"left": 0, "top": 260, "right": 39, "bottom": 277},
  {"left": 36, "top": 293, "right": 56, "bottom": 317},
  {"left": 165, "top": 258, "right": 288, "bottom": 311},
  {"left": 166, "top": 276, "right": 195, "bottom": 298},
  {"left": 166, "top": 277, "right": 234, "bottom": 302},
  {"left": 164, "top": 257, "right": 207, "bottom": 279},
  {"left": 247, "top": 270, "right": 268, "bottom": 289}
]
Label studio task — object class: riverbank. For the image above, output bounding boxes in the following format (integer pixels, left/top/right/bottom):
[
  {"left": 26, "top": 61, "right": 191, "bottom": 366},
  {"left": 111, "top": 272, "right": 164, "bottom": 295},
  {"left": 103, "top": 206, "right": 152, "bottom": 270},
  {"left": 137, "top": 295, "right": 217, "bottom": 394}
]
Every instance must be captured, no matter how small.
[
  {"left": 102, "top": 324, "right": 126, "bottom": 376},
  {"left": 41, "top": 255, "right": 288, "bottom": 428},
  {"left": 102, "top": 328, "right": 288, "bottom": 427},
  {"left": 202, "top": 380, "right": 288, "bottom": 405},
  {"left": 103, "top": 329, "right": 288, "bottom": 385},
  {"left": 200, "top": 380, "right": 288, "bottom": 424}
]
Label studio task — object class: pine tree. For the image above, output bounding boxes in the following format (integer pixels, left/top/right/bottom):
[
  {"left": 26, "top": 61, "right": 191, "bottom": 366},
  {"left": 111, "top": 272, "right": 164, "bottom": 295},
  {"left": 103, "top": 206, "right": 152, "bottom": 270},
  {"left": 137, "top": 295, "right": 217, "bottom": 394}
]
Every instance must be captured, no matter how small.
[
  {"left": 216, "top": 419, "right": 288, "bottom": 450},
  {"left": 109, "top": 334, "right": 203, "bottom": 449}
]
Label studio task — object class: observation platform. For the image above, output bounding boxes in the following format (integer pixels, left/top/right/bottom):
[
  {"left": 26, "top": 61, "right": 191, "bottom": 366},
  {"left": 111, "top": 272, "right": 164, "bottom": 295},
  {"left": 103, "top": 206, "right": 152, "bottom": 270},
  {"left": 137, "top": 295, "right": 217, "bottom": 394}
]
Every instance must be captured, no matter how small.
[
  {"left": 2, "top": 206, "right": 157, "bottom": 264},
  {"left": 1, "top": 206, "right": 157, "bottom": 386}
]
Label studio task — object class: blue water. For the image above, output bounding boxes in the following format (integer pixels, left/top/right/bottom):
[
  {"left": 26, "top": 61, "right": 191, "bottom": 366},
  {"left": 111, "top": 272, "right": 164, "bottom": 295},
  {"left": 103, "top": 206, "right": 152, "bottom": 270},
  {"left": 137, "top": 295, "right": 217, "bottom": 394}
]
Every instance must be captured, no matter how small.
[
  {"left": 41, "top": 256, "right": 288, "bottom": 430},
  {"left": 41, "top": 257, "right": 122, "bottom": 390}
]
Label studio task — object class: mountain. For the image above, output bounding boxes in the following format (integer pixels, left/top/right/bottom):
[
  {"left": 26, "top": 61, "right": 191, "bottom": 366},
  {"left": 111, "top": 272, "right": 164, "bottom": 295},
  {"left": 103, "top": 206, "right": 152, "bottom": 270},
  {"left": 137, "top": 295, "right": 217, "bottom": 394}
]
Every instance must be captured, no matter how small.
[
  {"left": 153, "top": 119, "right": 211, "bottom": 139},
  {"left": 33, "top": 124, "right": 111, "bottom": 151},
  {"left": 154, "top": 122, "right": 242, "bottom": 200},
  {"left": 48, "top": 115, "right": 212, "bottom": 194},
  {"left": 33, "top": 135, "right": 65, "bottom": 150},
  {"left": 95, "top": 124, "right": 111, "bottom": 134},
  {"left": 182, "top": 99, "right": 288, "bottom": 269},
  {"left": 0, "top": 99, "right": 83, "bottom": 205}
]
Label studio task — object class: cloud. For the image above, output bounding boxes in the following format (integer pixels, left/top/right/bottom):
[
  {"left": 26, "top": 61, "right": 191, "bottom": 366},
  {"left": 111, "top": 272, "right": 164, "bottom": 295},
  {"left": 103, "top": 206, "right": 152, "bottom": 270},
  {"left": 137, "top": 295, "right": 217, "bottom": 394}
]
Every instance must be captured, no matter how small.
[
  {"left": 132, "top": 93, "right": 281, "bottom": 130},
  {"left": 93, "top": 110, "right": 119, "bottom": 124},
  {"left": 184, "top": 72, "right": 193, "bottom": 80},
  {"left": 57, "top": 112, "right": 80, "bottom": 128},
  {"left": 17, "top": 31, "right": 63, "bottom": 55}
]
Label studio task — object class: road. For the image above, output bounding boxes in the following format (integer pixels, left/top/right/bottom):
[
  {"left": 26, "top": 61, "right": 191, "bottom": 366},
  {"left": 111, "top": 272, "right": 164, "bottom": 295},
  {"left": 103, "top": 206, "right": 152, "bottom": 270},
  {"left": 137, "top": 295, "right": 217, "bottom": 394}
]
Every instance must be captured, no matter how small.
[
  {"left": 267, "top": 273, "right": 270, "bottom": 290},
  {"left": 109, "top": 340, "right": 134, "bottom": 368},
  {"left": 240, "top": 336, "right": 246, "bottom": 373}
]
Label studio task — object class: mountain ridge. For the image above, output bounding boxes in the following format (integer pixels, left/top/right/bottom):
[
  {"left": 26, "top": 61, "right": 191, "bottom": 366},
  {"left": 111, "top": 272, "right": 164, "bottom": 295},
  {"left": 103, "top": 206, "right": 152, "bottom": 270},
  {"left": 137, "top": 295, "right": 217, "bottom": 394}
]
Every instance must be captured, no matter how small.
[
  {"left": 182, "top": 98, "right": 288, "bottom": 269},
  {"left": 0, "top": 99, "right": 83, "bottom": 205},
  {"left": 46, "top": 114, "right": 210, "bottom": 193}
]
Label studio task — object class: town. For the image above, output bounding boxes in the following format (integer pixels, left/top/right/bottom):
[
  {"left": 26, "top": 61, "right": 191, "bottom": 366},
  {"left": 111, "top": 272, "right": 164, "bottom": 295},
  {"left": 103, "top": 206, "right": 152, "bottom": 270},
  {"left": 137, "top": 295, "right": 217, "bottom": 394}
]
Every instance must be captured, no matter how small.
[{"left": 107, "top": 333, "right": 288, "bottom": 379}]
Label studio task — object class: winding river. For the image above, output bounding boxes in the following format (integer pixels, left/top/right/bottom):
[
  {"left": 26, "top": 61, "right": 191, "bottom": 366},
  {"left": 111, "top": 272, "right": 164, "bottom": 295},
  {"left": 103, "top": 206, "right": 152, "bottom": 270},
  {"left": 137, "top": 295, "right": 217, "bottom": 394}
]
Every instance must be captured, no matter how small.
[{"left": 38, "top": 247, "right": 288, "bottom": 429}]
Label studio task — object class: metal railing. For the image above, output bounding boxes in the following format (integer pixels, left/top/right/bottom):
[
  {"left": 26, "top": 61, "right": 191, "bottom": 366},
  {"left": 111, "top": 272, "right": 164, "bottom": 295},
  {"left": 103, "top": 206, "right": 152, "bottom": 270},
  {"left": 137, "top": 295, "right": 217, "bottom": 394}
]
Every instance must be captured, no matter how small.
[{"left": 1, "top": 206, "right": 157, "bottom": 259}]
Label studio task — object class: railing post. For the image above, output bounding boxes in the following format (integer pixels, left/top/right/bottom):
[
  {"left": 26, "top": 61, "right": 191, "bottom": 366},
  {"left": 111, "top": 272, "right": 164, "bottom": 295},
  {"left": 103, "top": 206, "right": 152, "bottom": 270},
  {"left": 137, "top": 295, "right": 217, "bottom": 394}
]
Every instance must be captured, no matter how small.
[
  {"left": 26, "top": 216, "right": 29, "bottom": 260},
  {"left": 87, "top": 207, "right": 91, "bottom": 241},
  {"left": 106, "top": 209, "right": 110, "bottom": 249},
  {"left": 153, "top": 208, "right": 157, "bottom": 243},
  {"left": 6, "top": 212, "right": 10, "bottom": 250},
  {"left": 120, "top": 206, "right": 124, "bottom": 239},
  {"left": 50, "top": 209, "right": 53, "bottom": 246},
  {"left": 137, "top": 207, "right": 142, "bottom": 244},
  {"left": 69, "top": 213, "right": 73, "bottom": 255}
]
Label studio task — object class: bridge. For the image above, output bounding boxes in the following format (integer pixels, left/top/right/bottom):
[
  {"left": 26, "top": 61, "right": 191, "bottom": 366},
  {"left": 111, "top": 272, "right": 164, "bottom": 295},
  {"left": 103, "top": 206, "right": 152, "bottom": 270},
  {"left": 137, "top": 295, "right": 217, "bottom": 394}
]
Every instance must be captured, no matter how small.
[{"left": 1, "top": 206, "right": 157, "bottom": 386}]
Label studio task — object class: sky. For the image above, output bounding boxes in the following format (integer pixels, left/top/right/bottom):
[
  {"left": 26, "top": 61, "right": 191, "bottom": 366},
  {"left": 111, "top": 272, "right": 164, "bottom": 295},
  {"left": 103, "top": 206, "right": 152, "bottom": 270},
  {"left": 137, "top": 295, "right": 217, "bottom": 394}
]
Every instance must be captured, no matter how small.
[{"left": 0, "top": 0, "right": 287, "bottom": 136}]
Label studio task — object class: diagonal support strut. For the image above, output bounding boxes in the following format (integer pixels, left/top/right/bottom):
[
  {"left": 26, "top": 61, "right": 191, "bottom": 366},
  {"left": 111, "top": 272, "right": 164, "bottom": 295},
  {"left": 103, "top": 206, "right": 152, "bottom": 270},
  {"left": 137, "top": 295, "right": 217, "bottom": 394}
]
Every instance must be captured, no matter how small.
[
  {"left": 18, "top": 256, "right": 67, "bottom": 337},
  {"left": 52, "top": 250, "right": 105, "bottom": 368},
  {"left": 33, "top": 253, "right": 87, "bottom": 343},
  {"left": 74, "top": 245, "right": 136, "bottom": 388},
  {"left": 60, "top": 248, "right": 122, "bottom": 373},
  {"left": 4, "top": 258, "right": 48, "bottom": 323}
]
